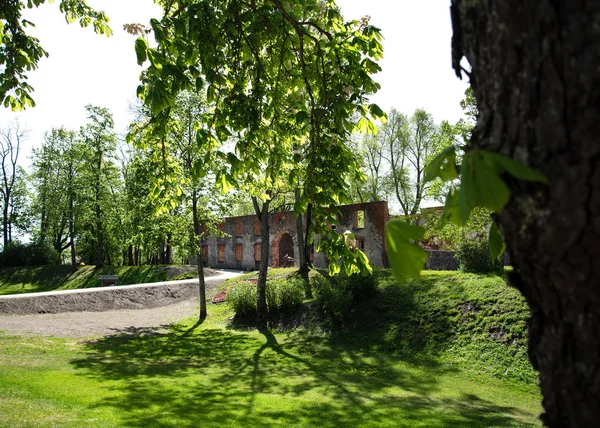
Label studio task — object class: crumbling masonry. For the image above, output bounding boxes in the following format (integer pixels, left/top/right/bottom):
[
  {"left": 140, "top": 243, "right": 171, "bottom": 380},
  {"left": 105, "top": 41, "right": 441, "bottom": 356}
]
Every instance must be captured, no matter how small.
[{"left": 198, "top": 201, "right": 389, "bottom": 270}]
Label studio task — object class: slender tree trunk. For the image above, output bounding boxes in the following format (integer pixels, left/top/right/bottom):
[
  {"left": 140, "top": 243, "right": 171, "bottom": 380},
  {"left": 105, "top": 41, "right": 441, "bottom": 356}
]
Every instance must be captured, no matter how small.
[
  {"left": 451, "top": 1, "right": 600, "bottom": 425},
  {"left": 166, "top": 232, "right": 172, "bottom": 265},
  {"left": 95, "top": 157, "right": 103, "bottom": 267},
  {"left": 128, "top": 245, "right": 134, "bottom": 266},
  {"left": 253, "top": 195, "right": 271, "bottom": 325},
  {"left": 295, "top": 190, "right": 311, "bottom": 297},
  {"left": 69, "top": 192, "right": 76, "bottom": 268},
  {"left": 2, "top": 198, "right": 8, "bottom": 248},
  {"left": 192, "top": 190, "right": 207, "bottom": 320},
  {"left": 296, "top": 195, "right": 313, "bottom": 298}
]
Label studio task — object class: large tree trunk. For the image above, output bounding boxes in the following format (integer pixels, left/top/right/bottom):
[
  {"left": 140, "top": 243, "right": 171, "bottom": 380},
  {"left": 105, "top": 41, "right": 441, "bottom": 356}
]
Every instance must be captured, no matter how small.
[{"left": 451, "top": 1, "right": 600, "bottom": 426}]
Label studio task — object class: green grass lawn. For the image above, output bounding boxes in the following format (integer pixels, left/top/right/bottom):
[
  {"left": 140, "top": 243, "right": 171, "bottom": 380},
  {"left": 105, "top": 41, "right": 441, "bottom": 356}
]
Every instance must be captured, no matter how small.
[
  {"left": 0, "top": 270, "right": 543, "bottom": 427},
  {"left": 0, "top": 265, "right": 197, "bottom": 296}
]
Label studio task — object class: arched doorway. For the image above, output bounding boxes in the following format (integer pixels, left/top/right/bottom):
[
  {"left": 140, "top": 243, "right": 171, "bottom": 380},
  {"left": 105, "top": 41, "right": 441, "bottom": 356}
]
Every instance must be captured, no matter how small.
[{"left": 277, "top": 233, "right": 294, "bottom": 267}]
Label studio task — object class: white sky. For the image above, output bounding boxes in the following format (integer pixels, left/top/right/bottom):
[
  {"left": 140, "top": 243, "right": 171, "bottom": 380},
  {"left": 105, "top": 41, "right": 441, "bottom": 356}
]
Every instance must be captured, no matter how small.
[{"left": 0, "top": 0, "right": 468, "bottom": 169}]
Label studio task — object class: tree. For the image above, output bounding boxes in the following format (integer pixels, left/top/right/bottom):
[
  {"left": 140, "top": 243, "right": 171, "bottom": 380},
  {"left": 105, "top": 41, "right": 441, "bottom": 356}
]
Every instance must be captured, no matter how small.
[
  {"left": 134, "top": 0, "right": 384, "bottom": 321},
  {"left": 448, "top": 2, "right": 600, "bottom": 425},
  {"left": 380, "top": 108, "right": 448, "bottom": 218},
  {"left": 0, "top": 0, "right": 111, "bottom": 110},
  {"left": 79, "top": 105, "right": 118, "bottom": 267},
  {"left": 31, "top": 128, "right": 82, "bottom": 265},
  {"left": 0, "top": 121, "right": 27, "bottom": 248}
]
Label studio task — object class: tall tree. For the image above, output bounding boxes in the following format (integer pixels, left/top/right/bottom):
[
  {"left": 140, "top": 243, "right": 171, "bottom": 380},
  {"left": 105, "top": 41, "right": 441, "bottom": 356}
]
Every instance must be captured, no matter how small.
[
  {"left": 0, "top": 121, "right": 26, "bottom": 248},
  {"left": 134, "top": 0, "right": 384, "bottom": 320},
  {"left": 381, "top": 108, "right": 447, "bottom": 218},
  {"left": 31, "top": 128, "right": 82, "bottom": 264},
  {"left": 79, "top": 105, "right": 117, "bottom": 267}
]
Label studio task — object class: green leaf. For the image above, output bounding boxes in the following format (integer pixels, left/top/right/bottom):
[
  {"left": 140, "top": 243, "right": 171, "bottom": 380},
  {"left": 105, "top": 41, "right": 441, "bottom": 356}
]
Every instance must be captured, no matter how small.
[
  {"left": 368, "top": 103, "right": 385, "bottom": 119},
  {"left": 489, "top": 222, "right": 505, "bottom": 261},
  {"left": 472, "top": 153, "right": 510, "bottom": 212},
  {"left": 482, "top": 151, "right": 548, "bottom": 183},
  {"left": 424, "top": 146, "right": 457, "bottom": 183},
  {"left": 458, "top": 159, "right": 476, "bottom": 224},
  {"left": 149, "top": 79, "right": 173, "bottom": 114},
  {"left": 385, "top": 220, "right": 427, "bottom": 284},
  {"left": 135, "top": 38, "right": 148, "bottom": 65},
  {"left": 295, "top": 110, "right": 309, "bottom": 124},
  {"left": 440, "top": 191, "right": 462, "bottom": 226}
]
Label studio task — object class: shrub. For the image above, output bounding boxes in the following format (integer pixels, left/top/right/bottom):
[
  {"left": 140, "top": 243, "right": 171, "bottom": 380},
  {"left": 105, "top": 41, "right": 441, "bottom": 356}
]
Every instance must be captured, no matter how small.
[
  {"left": 312, "top": 270, "right": 376, "bottom": 328},
  {"left": 455, "top": 240, "right": 503, "bottom": 274},
  {"left": 0, "top": 241, "right": 59, "bottom": 267},
  {"left": 266, "top": 278, "right": 304, "bottom": 313},
  {"left": 226, "top": 281, "right": 256, "bottom": 316}
]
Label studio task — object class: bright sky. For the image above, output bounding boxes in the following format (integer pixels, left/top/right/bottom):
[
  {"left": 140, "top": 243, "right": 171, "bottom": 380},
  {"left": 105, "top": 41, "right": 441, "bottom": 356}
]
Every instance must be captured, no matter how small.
[{"left": 0, "top": 0, "right": 468, "bottom": 169}]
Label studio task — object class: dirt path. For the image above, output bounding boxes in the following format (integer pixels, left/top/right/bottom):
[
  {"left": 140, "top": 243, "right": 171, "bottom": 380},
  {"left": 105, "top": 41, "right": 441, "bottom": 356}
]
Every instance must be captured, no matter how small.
[{"left": 0, "top": 270, "right": 242, "bottom": 338}]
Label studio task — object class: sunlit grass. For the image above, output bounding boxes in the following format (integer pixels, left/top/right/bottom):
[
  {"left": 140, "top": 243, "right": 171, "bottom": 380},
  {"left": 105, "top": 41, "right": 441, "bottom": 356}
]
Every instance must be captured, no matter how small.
[
  {"left": 0, "top": 265, "right": 198, "bottom": 296},
  {"left": 0, "top": 296, "right": 542, "bottom": 427}
]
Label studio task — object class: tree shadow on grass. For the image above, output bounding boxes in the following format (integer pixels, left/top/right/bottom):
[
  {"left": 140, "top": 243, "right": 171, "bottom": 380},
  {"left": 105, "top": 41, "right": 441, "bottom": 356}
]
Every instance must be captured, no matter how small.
[{"left": 69, "top": 323, "right": 538, "bottom": 427}]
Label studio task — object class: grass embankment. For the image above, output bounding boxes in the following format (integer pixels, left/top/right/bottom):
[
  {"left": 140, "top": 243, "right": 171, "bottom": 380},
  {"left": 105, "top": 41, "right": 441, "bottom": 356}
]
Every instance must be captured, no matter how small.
[
  {"left": 0, "top": 270, "right": 542, "bottom": 427},
  {"left": 0, "top": 265, "right": 199, "bottom": 296}
]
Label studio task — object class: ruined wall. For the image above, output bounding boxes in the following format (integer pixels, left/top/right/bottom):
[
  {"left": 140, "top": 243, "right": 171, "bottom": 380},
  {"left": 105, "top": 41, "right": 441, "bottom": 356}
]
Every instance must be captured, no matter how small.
[
  {"left": 425, "top": 250, "right": 460, "bottom": 271},
  {"left": 199, "top": 201, "right": 389, "bottom": 271}
]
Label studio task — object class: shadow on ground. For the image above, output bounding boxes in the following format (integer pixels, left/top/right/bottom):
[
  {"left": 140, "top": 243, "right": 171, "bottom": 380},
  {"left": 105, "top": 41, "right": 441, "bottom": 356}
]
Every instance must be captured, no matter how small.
[{"left": 69, "top": 323, "right": 537, "bottom": 427}]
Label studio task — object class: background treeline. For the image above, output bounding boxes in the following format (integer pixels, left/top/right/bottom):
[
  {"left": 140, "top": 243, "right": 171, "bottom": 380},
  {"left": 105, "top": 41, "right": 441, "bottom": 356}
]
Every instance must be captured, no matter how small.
[{"left": 0, "top": 89, "right": 485, "bottom": 267}]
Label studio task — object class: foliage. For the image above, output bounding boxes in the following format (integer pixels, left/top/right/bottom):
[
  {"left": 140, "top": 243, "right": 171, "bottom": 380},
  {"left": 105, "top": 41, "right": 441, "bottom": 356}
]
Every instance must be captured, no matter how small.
[
  {"left": 455, "top": 240, "right": 503, "bottom": 274},
  {"left": 226, "top": 280, "right": 257, "bottom": 316},
  {"left": 266, "top": 277, "right": 305, "bottom": 313},
  {"left": 0, "top": 240, "right": 58, "bottom": 267},
  {"left": 132, "top": 0, "right": 385, "bottom": 287},
  {"left": 421, "top": 206, "right": 492, "bottom": 250},
  {"left": 311, "top": 269, "right": 377, "bottom": 328},
  {"left": 0, "top": 0, "right": 111, "bottom": 110},
  {"left": 228, "top": 277, "right": 305, "bottom": 317},
  {"left": 386, "top": 89, "right": 548, "bottom": 284}
]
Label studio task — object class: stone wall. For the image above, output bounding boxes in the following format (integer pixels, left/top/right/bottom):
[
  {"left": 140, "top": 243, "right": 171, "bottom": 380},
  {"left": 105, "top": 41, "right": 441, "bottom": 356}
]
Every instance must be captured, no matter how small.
[
  {"left": 425, "top": 250, "right": 460, "bottom": 271},
  {"left": 424, "top": 249, "right": 512, "bottom": 271},
  {"left": 0, "top": 279, "right": 200, "bottom": 315}
]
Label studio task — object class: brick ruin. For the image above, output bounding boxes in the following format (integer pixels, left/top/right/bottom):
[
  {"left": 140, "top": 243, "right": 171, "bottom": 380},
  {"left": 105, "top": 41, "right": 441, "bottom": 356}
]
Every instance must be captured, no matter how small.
[{"left": 198, "top": 201, "right": 389, "bottom": 270}]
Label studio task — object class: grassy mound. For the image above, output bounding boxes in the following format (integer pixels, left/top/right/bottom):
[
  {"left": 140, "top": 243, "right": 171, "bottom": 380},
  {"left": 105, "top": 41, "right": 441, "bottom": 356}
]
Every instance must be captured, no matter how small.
[
  {"left": 343, "top": 270, "right": 535, "bottom": 383},
  {"left": 0, "top": 265, "right": 207, "bottom": 296},
  {"left": 221, "top": 269, "right": 536, "bottom": 384}
]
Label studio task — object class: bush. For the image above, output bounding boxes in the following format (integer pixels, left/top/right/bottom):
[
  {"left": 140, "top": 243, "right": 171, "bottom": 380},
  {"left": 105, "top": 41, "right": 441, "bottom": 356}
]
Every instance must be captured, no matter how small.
[
  {"left": 226, "top": 281, "right": 256, "bottom": 316},
  {"left": 266, "top": 278, "right": 304, "bottom": 313},
  {"left": 312, "top": 270, "right": 376, "bottom": 328},
  {"left": 0, "top": 241, "right": 59, "bottom": 267},
  {"left": 455, "top": 240, "right": 503, "bottom": 274}
]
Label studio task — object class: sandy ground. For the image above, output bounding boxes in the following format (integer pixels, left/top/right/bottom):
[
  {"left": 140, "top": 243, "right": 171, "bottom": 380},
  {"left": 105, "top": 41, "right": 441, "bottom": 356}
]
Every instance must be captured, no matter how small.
[{"left": 0, "top": 269, "right": 243, "bottom": 338}]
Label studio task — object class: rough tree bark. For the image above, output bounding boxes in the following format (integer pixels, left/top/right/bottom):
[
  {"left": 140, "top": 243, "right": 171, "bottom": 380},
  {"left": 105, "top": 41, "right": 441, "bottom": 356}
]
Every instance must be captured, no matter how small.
[{"left": 451, "top": 1, "right": 600, "bottom": 426}]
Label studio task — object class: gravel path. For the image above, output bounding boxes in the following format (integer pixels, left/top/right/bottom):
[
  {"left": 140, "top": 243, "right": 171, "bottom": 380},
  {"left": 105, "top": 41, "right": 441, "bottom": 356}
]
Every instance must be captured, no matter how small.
[{"left": 0, "top": 270, "right": 243, "bottom": 338}]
